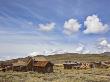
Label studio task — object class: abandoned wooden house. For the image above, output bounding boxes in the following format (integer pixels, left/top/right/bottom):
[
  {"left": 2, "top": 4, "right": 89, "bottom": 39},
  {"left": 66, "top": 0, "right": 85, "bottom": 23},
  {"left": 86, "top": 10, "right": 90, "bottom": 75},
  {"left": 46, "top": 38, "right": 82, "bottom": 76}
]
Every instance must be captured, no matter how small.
[
  {"left": 63, "top": 61, "right": 81, "bottom": 69},
  {"left": 0, "top": 62, "right": 13, "bottom": 72},
  {"left": 63, "top": 63, "right": 72, "bottom": 69},
  {"left": 34, "top": 61, "right": 54, "bottom": 73},
  {"left": 23, "top": 57, "right": 33, "bottom": 71},
  {"left": 12, "top": 57, "right": 33, "bottom": 72},
  {"left": 92, "top": 61, "right": 109, "bottom": 68},
  {"left": 0, "top": 64, "right": 5, "bottom": 72},
  {"left": 6, "top": 65, "right": 13, "bottom": 71},
  {"left": 103, "top": 61, "right": 110, "bottom": 65},
  {"left": 63, "top": 61, "right": 97, "bottom": 69},
  {"left": 12, "top": 56, "right": 54, "bottom": 73},
  {"left": 33, "top": 57, "right": 54, "bottom": 73},
  {"left": 12, "top": 60, "right": 28, "bottom": 72}
]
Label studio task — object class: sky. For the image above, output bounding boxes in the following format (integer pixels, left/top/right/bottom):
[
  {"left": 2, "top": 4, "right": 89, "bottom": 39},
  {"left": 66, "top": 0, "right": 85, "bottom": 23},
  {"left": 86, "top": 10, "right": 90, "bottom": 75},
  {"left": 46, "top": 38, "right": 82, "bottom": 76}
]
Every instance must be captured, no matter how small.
[{"left": 0, "top": 0, "right": 110, "bottom": 60}]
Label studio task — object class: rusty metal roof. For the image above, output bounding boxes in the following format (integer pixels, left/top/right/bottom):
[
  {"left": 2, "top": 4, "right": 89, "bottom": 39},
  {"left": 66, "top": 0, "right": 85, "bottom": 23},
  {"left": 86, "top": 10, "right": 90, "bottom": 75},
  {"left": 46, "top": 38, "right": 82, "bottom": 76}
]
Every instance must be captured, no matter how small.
[{"left": 34, "top": 61, "right": 49, "bottom": 67}]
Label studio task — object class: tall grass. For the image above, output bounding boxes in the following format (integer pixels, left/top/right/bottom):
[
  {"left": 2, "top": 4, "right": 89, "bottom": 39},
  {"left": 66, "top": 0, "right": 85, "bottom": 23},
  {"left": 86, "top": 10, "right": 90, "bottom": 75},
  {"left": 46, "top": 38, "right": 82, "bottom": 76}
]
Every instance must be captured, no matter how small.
[{"left": 0, "top": 66, "right": 110, "bottom": 82}]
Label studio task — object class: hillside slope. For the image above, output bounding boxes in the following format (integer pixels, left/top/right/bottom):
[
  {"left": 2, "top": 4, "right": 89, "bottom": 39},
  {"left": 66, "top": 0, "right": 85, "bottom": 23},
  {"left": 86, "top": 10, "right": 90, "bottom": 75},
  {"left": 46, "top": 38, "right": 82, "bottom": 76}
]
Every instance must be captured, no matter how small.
[{"left": 1, "top": 53, "right": 110, "bottom": 64}]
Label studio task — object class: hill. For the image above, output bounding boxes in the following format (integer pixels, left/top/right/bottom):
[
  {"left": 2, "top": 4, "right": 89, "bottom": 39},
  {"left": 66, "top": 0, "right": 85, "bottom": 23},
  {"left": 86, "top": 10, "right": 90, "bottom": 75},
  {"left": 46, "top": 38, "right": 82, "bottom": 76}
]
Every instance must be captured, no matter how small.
[
  {"left": 46, "top": 53, "right": 110, "bottom": 63},
  {"left": 1, "top": 53, "right": 110, "bottom": 64}
]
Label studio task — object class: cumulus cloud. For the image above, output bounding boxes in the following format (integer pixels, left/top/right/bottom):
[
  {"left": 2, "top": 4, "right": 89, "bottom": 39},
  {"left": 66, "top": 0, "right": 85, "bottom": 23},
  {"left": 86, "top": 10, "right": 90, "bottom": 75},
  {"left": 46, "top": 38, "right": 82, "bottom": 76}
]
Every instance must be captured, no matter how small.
[
  {"left": 99, "top": 39, "right": 108, "bottom": 46},
  {"left": 63, "top": 19, "right": 81, "bottom": 35},
  {"left": 28, "top": 52, "right": 43, "bottom": 57},
  {"left": 84, "top": 15, "right": 109, "bottom": 34},
  {"left": 0, "top": 56, "right": 14, "bottom": 61},
  {"left": 98, "top": 39, "right": 110, "bottom": 53},
  {"left": 38, "top": 22, "right": 55, "bottom": 32},
  {"left": 75, "top": 43, "right": 85, "bottom": 53},
  {"left": 28, "top": 49, "right": 67, "bottom": 56},
  {"left": 99, "top": 39, "right": 110, "bottom": 48},
  {"left": 108, "top": 44, "right": 110, "bottom": 48}
]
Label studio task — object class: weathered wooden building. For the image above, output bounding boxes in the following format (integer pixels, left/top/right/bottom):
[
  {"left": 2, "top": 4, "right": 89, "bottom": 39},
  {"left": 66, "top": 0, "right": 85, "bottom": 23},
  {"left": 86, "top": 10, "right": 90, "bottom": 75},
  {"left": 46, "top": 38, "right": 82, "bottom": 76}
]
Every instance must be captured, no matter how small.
[
  {"left": 63, "top": 61, "right": 81, "bottom": 69},
  {"left": 12, "top": 57, "right": 33, "bottom": 72},
  {"left": 33, "top": 57, "right": 54, "bottom": 73},
  {"left": 92, "top": 61, "right": 109, "bottom": 68},
  {"left": 12, "top": 56, "right": 54, "bottom": 73},
  {"left": 63, "top": 61, "right": 95, "bottom": 69},
  {"left": 0, "top": 56, "right": 54, "bottom": 73},
  {"left": 34, "top": 61, "right": 54, "bottom": 73},
  {"left": 0, "top": 62, "right": 13, "bottom": 72},
  {"left": 12, "top": 60, "right": 28, "bottom": 72}
]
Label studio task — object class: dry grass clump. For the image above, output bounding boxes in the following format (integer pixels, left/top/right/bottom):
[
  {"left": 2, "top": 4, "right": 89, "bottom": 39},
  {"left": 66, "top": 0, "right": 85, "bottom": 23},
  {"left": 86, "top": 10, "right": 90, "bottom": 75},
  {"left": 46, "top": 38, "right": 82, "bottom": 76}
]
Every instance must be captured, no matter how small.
[{"left": 0, "top": 66, "right": 110, "bottom": 82}]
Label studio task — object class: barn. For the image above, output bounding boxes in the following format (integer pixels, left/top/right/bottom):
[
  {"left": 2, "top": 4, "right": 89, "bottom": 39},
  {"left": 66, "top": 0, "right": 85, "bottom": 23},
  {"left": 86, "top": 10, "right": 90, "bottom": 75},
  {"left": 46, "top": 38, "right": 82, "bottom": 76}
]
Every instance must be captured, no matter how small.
[
  {"left": 12, "top": 57, "right": 34, "bottom": 72},
  {"left": 12, "top": 56, "right": 54, "bottom": 73},
  {"left": 12, "top": 60, "right": 28, "bottom": 72},
  {"left": 33, "top": 57, "right": 54, "bottom": 73},
  {"left": 34, "top": 61, "right": 54, "bottom": 73}
]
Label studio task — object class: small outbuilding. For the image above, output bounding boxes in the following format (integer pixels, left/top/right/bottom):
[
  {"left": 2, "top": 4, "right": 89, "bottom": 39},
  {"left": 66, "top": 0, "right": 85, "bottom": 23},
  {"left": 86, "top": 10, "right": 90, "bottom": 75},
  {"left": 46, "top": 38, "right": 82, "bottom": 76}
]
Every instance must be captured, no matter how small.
[
  {"left": 12, "top": 60, "right": 28, "bottom": 72},
  {"left": 33, "top": 57, "right": 54, "bottom": 73},
  {"left": 34, "top": 61, "right": 54, "bottom": 73},
  {"left": 92, "top": 61, "right": 109, "bottom": 68},
  {"left": 63, "top": 61, "right": 81, "bottom": 69},
  {"left": 0, "top": 62, "right": 13, "bottom": 71},
  {"left": 12, "top": 57, "right": 34, "bottom": 72}
]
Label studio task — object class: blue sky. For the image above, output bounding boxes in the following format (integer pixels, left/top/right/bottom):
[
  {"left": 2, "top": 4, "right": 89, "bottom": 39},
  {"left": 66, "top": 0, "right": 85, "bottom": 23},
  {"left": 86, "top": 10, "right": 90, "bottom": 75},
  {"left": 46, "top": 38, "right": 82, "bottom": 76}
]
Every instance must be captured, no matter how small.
[{"left": 0, "top": 0, "right": 110, "bottom": 59}]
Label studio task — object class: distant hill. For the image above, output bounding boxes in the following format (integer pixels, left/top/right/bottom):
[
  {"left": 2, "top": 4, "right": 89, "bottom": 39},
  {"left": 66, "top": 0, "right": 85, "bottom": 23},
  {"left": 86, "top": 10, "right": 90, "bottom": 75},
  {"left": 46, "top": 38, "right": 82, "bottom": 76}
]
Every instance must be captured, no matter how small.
[
  {"left": 101, "top": 52, "right": 110, "bottom": 55},
  {"left": 1, "top": 53, "right": 110, "bottom": 64},
  {"left": 46, "top": 53, "right": 110, "bottom": 64}
]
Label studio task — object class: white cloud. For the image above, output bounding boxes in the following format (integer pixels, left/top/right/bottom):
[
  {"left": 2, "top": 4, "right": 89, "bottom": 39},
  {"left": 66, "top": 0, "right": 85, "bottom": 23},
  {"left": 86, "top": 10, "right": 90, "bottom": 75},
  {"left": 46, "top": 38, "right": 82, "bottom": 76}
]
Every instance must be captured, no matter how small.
[
  {"left": 99, "top": 39, "right": 108, "bottom": 46},
  {"left": 84, "top": 15, "right": 109, "bottom": 34},
  {"left": 99, "top": 39, "right": 110, "bottom": 48},
  {"left": 28, "top": 49, "right": 67, "bottom": 56},
  {"left": 38, "top": 22, "right": 55, "bottom": 32},
  {"left": 63, "top": 19, "right": 81, "bottom": 35},
  {"left": 28, "top": 52, "right": 43, "bottom": 57},
  {"left": 82, "top": 50, "right": 90, "bottom": 54},
  {"left": 75, "top": 43, "right": 85, "bottom": 53},
  {"left": 107, "top": 44, "right": 110, "bottom": 48},
  {"left": 0, "top": 57, "right": 7, "bottom": 61},
  {"left": 98, "top": 39, "right": 110, "bottom": 52},
  {"left": 0, "top": 56, "right": 16, "bottom": 61}
]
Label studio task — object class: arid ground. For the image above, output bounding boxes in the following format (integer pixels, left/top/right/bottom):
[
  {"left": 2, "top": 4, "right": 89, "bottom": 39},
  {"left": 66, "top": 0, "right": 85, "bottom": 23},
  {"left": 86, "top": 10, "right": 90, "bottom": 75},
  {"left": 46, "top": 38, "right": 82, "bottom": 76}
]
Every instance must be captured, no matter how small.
[
  {"left": 0, "top": 66, "right": 110, "bottom": 82},
  {"left": 0, "top": 53, "right": 110, "bottom": 82}
]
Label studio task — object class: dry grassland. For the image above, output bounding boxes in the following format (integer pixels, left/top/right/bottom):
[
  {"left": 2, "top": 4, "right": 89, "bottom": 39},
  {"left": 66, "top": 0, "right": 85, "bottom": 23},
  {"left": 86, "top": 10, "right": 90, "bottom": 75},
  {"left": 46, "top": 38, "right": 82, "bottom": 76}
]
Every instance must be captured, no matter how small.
[{"left": 0, "top": 65, "right": 110, "bottom": 82}]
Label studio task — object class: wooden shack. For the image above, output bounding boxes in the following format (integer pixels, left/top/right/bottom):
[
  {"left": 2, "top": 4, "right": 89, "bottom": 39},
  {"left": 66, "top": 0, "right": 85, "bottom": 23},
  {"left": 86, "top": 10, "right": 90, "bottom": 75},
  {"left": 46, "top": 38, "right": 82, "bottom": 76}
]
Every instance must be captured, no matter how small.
[
  {"left": 63, "top": 61, "right": 81, "bottom": 69},
  {"left": 89, "top": 61, "right": 109, "bottom": 68},
  {"left": 63, "top": 64, "right": 72, "bottom": 69},
  {"left": 23, "top": 57, "right": 33, "bottom": 71},
  {"left": 12, "top": 56, "right": 34, "bottom": 72},
  {"left": 33, "top": 57, "right": 54, "bottom": 73},
  {"left": 0, "top": 62, "right": 13, "bottom": 71},
  {"left": 12, "top": 60, "right": 27, "bottom": 72},
  {"left": 34, "top": 61, "right": 54, "bottom": 73}
]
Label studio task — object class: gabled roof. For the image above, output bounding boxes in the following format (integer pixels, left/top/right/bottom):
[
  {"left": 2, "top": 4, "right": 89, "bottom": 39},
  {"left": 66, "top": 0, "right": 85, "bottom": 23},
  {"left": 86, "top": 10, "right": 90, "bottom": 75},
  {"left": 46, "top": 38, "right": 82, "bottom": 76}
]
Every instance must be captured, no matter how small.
[
  {"left": 34, "top": 61, "right": 48, "bottom": 67},
  {"left": 23, "top": 56, "right": 32, "bottom": 63},
  {"left": 34, "top": 61, "right": 53, "bottom": 67},
  {"left": 33, "top": 56, "right": 47, "bottom": 61},
  {"left": 13, "top": 57, "right": 33, "bottom": 67},
  {"left": 13, "top": 60, "right": 27, "bottom": 66}
]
